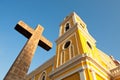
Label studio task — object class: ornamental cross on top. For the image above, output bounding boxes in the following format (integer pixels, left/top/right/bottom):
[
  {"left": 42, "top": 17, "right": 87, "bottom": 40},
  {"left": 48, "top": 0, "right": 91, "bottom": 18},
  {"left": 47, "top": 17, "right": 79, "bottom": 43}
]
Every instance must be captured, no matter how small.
[{"left": 4, "top": 21, "right": 52, "bottom": 80}]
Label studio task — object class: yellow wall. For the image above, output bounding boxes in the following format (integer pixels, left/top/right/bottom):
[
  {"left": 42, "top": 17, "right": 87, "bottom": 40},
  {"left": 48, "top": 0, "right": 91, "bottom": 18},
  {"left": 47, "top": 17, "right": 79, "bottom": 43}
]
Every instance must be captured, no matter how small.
[
  {"left": 62, "top": 72, "right": 80, "bottom": 80},
  {"left": 26, "top": 65, "right": 53, "bottom": 80}
]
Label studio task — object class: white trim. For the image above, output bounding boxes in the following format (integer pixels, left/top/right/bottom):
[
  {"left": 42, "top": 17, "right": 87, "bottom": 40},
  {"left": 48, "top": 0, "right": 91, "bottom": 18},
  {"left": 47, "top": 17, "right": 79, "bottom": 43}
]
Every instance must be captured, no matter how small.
[
  {"left": 88, "top": 60, "right": 110, "bottom": 80},
  {"left": 74, "top": 32, "right": 80, "bottom": 55},
  {"left": 77, "top": 23, "right": 96, "bottom": 44},
  {"left": 56, "top": 32, "right": 79, "bottom": 67},
  {"left": 78, "top": 61, "right": 87, "bottom": 80},
  {"left": 55, "top": 65, "right": 88, "bottom": 80},
  {"left": 55, "top": 60, "right": 109, "bottom": 80},
  {"left": 49, "top": 54, "right": 112, "bottom": 79},
  {"left": 72, "top": 12, "right": 77, "bottom": 24},
  {"left": 69, "top": 45, "right": 74, "bottom": 59},
  {"left": 79, "top": 69, "right": 86, "bottom": 80},
  {"left": 56, "top": 45, "right": 60, "bottom": 68},
  {"left": 64, "top": 22, "right": 71, "bottom": 33},
  {"left": 90, "top": 69, "right": 96, "bottom": 80},
  {"left": 49, "top": 54, "right": 86, "bottom": 77},
  {"left": 60, "top": 12, "right": 74, "bottom": 26},
  {"left": 89, "top": 57, "right": 112, "bottom": 77},
  {"left": 59, "top": 26, "right": 62, "bottom": 37},
  {"left": 38, "top": 71, "right": 47, "bottom": 80},
  {"left": 60, "top": 51, "right": 65, "bottom": 65},
  {"left": 56, "top": 24, "right": 77, "bottom": 44},
  {"left": 56, "top": 23, "right": 96, "bottom": 45}
]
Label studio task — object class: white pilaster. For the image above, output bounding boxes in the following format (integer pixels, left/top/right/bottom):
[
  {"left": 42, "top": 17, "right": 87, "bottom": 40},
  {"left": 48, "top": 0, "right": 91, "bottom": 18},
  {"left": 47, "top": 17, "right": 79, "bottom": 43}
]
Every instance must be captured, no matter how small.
[
  {"left": 79, "top": 69, "right": 86, "bottom": 80},
  {"left": 90, "top": 69, "right": 96, "bottom": 80}
]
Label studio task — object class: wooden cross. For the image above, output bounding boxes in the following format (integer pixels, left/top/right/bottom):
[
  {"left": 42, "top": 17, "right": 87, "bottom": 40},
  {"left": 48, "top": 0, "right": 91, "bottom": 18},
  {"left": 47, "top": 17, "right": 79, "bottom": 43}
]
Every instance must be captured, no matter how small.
[{"left": 4, "top": 21, "right": 52, "bottom": 80}]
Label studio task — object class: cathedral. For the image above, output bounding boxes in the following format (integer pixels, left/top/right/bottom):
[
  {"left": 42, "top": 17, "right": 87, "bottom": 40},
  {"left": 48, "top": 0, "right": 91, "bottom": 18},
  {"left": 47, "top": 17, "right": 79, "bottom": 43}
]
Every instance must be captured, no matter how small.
[{"left": 25, "top": 12, "right": 120, "bottom": 80}]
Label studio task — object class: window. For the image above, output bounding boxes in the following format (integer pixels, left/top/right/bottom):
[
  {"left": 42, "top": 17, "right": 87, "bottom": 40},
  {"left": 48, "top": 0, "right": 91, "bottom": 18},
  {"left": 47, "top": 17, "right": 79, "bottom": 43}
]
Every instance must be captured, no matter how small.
[
  {"left": 39, "top": 72, "right": 46, "bottom": 80},
  {"left": 64, "top": 41, "right": 71, "bottom": 49},
  {"left": 65, "top": 23, "right": 70, "bottom": 31},
  {"left": 42, "top": 76, "right": 45, "bottom": 80},
  {"left": 87, "top": 41, "right": 92, "bottom": 49}
]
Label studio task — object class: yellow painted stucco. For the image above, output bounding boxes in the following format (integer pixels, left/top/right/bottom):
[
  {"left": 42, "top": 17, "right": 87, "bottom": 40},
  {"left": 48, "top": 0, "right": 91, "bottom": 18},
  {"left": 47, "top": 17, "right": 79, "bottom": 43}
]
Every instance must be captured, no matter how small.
[{"left": 26, "top": 12, "right": 120, "bottom": 80}]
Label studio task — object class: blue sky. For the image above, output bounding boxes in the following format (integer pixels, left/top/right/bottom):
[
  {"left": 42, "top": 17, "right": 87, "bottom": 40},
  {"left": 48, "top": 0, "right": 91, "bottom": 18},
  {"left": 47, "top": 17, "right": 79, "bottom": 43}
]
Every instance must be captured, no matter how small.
[{"left": 0, "top": 0, "right": 120, "bottom": 79}]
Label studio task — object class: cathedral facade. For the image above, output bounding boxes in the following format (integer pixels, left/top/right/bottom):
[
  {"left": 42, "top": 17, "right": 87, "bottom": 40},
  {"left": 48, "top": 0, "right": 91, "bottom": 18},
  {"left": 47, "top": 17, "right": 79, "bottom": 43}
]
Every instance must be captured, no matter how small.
[{"left": 25, "top": 12, "right": 120, "bottom": 80}]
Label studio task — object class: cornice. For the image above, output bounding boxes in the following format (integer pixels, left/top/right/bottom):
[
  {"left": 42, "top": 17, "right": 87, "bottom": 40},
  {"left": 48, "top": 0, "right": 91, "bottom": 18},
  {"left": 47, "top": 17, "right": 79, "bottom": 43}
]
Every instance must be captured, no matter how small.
[
  {"left": 56, "top": 23, "right": 78, "bottom": 44},
  {"left": 56, "top": 23, "right": 96, "bottom": 45},
  {"left": 49, "top": 54, "right": 86, "bottom": 78},
  {"left": 49, "top": 53, "right": 113, "bottom": 78},
  {"left": 76, "top": 23, "right": 96, "bottom": 44},
  {"left": 86, "top": 55, "right": 113, "bottom": 77},
  {"left": 59, "top": 12, "right": 75, "bottom": 26}
]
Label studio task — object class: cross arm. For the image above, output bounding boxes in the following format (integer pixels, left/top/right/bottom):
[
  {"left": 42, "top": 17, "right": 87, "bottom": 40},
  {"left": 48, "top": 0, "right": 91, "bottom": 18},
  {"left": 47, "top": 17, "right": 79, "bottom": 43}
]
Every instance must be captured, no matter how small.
[
  {"left": 39, "top": 36, "right": 52, "bottom": 51},
  {"left": 15, "top": 21, "right": 34, "bottom": 39}
]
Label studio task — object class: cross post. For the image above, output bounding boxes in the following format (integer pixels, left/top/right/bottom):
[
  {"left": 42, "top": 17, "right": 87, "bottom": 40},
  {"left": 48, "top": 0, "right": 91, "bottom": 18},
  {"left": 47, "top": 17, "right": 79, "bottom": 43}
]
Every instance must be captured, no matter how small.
[{"left": 4, "top": 21, "right": 52, "bottom": 80}]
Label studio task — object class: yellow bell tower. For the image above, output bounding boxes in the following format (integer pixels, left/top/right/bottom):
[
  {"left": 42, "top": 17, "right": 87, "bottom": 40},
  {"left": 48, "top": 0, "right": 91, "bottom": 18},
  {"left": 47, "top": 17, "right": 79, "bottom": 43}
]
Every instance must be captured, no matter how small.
[
  {"left": 25, "top": 12, "right": 120, "bottom": 80},
  {"left": 54, "top": 12, "right": 96, "bottom": 68},
  {"left": 50, "top": 12, "right": 120, "bottom": 80}
]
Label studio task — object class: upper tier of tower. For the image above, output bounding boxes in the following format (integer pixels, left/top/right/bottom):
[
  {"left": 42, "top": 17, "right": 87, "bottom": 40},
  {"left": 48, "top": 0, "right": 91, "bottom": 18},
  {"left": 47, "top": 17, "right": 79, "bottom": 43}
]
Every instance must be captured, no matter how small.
[{"left": 59, "top": 12, "right": 89, "bottom": 36}]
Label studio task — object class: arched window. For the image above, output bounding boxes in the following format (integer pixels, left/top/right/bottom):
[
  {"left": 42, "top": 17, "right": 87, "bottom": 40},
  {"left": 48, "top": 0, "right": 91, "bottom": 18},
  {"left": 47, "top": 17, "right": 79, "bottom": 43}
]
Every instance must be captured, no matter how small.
[
  {"left": 65, "top": 23, "right": 70, "bottom": 32},
  {"left": 39, "top": 72, "right": 46, "bottom": 80}
]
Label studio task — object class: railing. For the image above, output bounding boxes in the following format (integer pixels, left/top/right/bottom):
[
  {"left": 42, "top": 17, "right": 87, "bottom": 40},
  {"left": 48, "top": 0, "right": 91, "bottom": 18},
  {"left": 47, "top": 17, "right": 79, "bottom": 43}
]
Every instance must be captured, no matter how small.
[{"left": 110, "top": 65, "right": 120, "bottom": 77}]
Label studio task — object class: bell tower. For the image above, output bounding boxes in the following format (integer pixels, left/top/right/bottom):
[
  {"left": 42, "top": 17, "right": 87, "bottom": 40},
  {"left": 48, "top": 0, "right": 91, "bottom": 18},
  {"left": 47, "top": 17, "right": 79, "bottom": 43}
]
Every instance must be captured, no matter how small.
[{"left": 54, "top": 12, "right": 96, "bottom": 68}]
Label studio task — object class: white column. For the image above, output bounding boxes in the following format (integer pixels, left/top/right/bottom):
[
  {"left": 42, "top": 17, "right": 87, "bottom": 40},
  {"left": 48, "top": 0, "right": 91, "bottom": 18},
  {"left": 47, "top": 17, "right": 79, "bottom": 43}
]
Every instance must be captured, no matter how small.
[
  {"left": 90, "top": 69, "right": 96, "bottom": 80},
  {"left": 79, "top": 69, "right": 86, "bottom": 80}
]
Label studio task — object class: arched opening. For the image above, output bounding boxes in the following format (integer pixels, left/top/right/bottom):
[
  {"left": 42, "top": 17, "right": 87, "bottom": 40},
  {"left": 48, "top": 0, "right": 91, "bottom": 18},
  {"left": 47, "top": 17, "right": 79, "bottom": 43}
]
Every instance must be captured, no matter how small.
[
  {"left": 39, "top": 72, "right": 46, "bottom": 80},
  {"left": 65, "top": 23, "right": 70, "bottom": 32}
]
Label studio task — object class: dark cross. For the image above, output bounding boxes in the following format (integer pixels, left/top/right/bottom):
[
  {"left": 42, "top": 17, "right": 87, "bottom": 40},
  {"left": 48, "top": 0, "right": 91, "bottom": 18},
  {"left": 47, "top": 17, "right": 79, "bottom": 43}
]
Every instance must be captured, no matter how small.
[{"left": 4, "top": 21, "right": 52, "bottom": 80}]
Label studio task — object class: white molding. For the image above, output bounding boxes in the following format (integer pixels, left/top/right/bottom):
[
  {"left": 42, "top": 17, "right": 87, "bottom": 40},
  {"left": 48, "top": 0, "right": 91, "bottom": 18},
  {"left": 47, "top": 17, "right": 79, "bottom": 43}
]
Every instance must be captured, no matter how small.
[
  {"left": 79, "top": 69, "right": 86, "bottom": 80},
  {"left": 90, "top": 68, "right": 96, "bottom": 80},
  {"left": 38, "top": 71, "right": 47, "bottom": 80},
  {"left": 69, "top": 45, "right": 74, "bottom": 59},
  {"left": 49, "top": 54, "right": 85, "bottom": 78},
  {"left": 56, "top": 23, "right": 78, "bottom": 44},
  {"left": 59, "top": 26, "right": 62, "bottom": 37},
  {"left": 55, "top": 65, "right": 88, "bottom": 80},
  {"left": 72, "top": 12, "right": 77, "bottom": 24},
  {"left": 60, "top": 12, "right": 75, "bottom": 26},
  {"left": 77, "top": 23, "right": 96, "bottom": 44},
  {"left": 56, "top": 32, "right": 78, "bottom": 67},
  {"left": 56, "top": 23, "right": 96, "bottom": 45},
  {"left": 56, "top": 45, "right": 60, "bottom": 68},
  {"left": 49, "top": 54, "right": 113, "bottom": 79},
  {"left": 64, "top": 21, "right": 71, "bottom": 33},
  {"left": 74, "top": 32, "right": 80, "bottom": 55},
  {"left": 91, "top": 66, "right": 108, "bottom": 80},
  {"left": 88, "top": 59, "right": 112, "bottom": 80}
]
